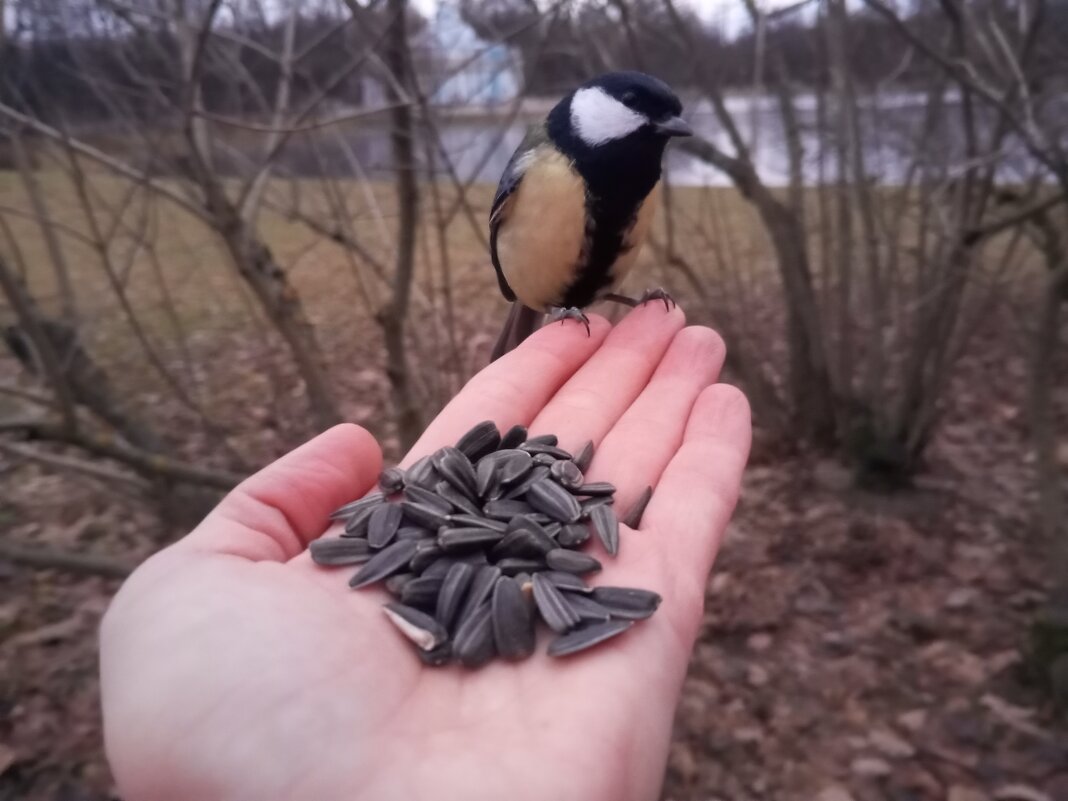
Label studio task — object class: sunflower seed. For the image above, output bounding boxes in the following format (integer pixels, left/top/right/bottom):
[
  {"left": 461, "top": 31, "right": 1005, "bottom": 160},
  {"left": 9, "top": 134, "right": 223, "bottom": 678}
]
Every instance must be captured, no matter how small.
[
  {"left": 496, "top": 451, "right": 534, "bottom": 484},
  {"left": 547, "top": 619, "right": 634, "bottom": 657},
  {"left": 621, "top": 485, "right": 653, "bottom": 529},
  {"left": 349, "top": 540, "right": 419, "bottom": 588},
  {"left": 445, "top": 514, "right": 507, "bottom": 533},
  {"left": 421, "top": 558, "right": 459, "bottom": 580},
  {"left": 564, "top": 593, "right": 613, "bottom": 623},
  {"left": 521, "top": 442, "right": 572, "bottom": 459},
  {"left": 435, "top": 481, "right": 482, "bottom": 516},
  {"left": 368, "top": 503, "right": 403, "bottom": 549},
  {"left": 400, "top": 574, "right": 445, "bottom": 607},
  {"left": 527, "top": 480, "right": 582, "bottom": 523},
  {"left": 576, "top": 481, "right": 616, "bottom": 497},
  {"left": 573, "top": 440, "right": 594, "bottom": 473},
  {"left": 383, "top": 603, "right": 448, "bottom": 651},
  {"left": 330, "top": 491, "right": 384, "bottom": 521},
  {"left": 544, "top": 570, "right": 592, "bottom": 594},
  {"left": 556, "top": 523, "right": 591, "bottom": 548},
  {"left": 532, "top": 452, "right": 556, "bottom": 467},
  {"left": 545, "top": 548, "right": 602, "bottom": 575},
  {"left": 532, "top": 573, "right": 581, "bottom": 633},
  {"left": 550, "top": 459, "right": 584, "bottom": 490},
  {"left": 455, "top": 551, "right": 489, "bottom": 566},
  {"left": 496, "top": 557, "right": 546, "bottom": 576},
  {"left": 502, "top": 465, "right": 551, "bottom": 500},
  {"left": 405, "top": 456, "right": 440, "bottom": 491},
  {"left": 589, "top": 504, "right": 620, "bottom": 556},
  {"left": 580, "top": 496, "right": 615, "bottom": 516},
  {"left": 342, "top": 503, "right": 376, "bottom": 537},
  {"left": 418, "top": 641, "right": 453, "bottom": 666},
  {"left": 475, "top": 456, "right": 499, "bottom": 499},
  {"left": 401, "top": 501, "right": 449, "bottom": 529},
  {"left": 453, "top": 602, "right": 496, "bottom": 668},
  {"left": 590, "top": 586, "right": 662, "bottom": 619},
  {"left": 409, "top": 541, "right": 443, "bottom": 573},
  {"left": 439, "top": 527, "right": 504, "bottom": 552},
  {"left": 500, "top": 424, "right": 528, "bottom": 450},
  {"left": 404, "top": 485, "right": 452, "bottom": 514},
  {"left": 458, "top": 565, "right": 502, "bottom": 623},
  {"left": 492, "top": 577, "right": 535, "bottom": 660},
  {"left": 525, "top": 433, "right": 558, "bottom": 446},
  {"left": 483, "top": 499, "right": 536, "bottom": 521},
  {"left": 456, "top": 420, "right": 501, "bottom": 461},
  {"left": 543, "top": 522, "right": 563, "bottom": 538},
  {"left": 310, "top": 537, "right": 372, "bottom": 566},
  {"left": 378, "top": 467, "right": 406, "bottom": 494},
  {"left": 384, "top": 573, "right": 415, "bottom": 596},
  {"left": 434, "top": 447, "right": 479, "bottom": 498},
  {"left": 436, "top": 562, "right": 474, "bottom": 630},
  {"left": 396, "top": 525, "right": 434, "bottom": 541},
  {"left": 492, "top": 518, "right": 555, "bottom": 558}
]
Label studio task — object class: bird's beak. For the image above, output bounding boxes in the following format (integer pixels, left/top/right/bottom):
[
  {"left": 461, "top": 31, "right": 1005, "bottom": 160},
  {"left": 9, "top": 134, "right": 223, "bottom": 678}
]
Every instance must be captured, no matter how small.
[{"left": 653, "top": 115, "right": 693, "bottom": 137}]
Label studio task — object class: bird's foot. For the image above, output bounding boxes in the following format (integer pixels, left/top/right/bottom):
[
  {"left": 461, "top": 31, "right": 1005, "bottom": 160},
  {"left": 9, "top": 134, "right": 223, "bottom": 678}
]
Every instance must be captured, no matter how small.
[
  {"left": 603, "top": 287, "right": 677, "bottom": 312},
  {"left": 548, "top": 306, "right": 591, "bottom": 336}
]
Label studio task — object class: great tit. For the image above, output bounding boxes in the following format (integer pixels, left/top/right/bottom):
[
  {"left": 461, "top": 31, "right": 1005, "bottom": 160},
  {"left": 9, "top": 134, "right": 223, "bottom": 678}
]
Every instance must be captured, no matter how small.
[{"left": 488, "top": 71, "right": 692, "bottom": 360}]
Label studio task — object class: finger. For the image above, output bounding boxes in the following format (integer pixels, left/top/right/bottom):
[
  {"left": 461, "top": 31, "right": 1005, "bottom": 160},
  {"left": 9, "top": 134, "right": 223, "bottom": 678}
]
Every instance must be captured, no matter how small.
[
  {"left": 527, "top": 303, "right": 686, "bottom": 452},
  {"left": 180, "top": 424, "right": 383, "bottom": 561},
  {"left": 399, "top": 314, "right": 611, "bottom": 466},
  {"left": 584, "top": 326, "right": 725, "bottom": 515}
]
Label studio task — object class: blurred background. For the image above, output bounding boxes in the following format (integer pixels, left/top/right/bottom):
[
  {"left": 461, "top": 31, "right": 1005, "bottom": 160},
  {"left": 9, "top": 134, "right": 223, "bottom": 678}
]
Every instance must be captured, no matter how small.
[{"left": 0, "top": 0, "right": 1066, "bottom": 798}]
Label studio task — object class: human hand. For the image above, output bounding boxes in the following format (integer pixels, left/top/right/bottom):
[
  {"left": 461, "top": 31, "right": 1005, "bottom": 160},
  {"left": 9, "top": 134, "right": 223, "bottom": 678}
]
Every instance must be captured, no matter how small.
[{"left": 100, "top": 304, "right": 751, "bottom": 801}]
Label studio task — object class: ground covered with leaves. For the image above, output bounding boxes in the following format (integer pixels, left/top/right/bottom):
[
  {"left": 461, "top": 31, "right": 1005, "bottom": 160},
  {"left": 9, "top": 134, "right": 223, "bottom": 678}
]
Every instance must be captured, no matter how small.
[{"left": 1, "top": 318, "right": 1065, "bottom": 801}]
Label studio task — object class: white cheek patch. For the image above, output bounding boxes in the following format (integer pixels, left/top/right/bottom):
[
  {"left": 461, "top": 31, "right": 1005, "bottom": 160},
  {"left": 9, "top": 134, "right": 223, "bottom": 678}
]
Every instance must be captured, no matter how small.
[{"left": 570, "top": 87, "right": 647, "bottom": 146}]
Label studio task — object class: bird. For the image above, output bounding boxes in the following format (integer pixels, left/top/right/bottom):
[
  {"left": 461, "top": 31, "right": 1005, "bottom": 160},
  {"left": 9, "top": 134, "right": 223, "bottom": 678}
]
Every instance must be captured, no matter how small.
[{"left": 488, "top": 71, "right": 692, "bottom": 361}]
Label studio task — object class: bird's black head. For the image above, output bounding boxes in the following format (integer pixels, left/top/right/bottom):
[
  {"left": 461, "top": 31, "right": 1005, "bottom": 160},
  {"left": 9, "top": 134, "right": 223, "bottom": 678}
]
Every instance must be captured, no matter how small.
[{"left": 546, "top": 71, "right": 691, "bottom": 195}]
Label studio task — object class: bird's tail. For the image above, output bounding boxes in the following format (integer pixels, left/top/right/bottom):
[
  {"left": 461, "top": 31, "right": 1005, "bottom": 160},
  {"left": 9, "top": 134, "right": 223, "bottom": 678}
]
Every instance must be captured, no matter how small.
[{"left": 490, "top": 303, "right": 542, "bottom": 362}]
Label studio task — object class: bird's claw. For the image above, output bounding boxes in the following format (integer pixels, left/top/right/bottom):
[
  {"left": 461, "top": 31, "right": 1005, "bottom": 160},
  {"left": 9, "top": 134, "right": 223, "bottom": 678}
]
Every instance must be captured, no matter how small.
[
  {"left": 549, "top": 306, "right": 591, "bottom": 336},
  {"left": 637, "top": 287, "right": 676, "bottom": 312}
]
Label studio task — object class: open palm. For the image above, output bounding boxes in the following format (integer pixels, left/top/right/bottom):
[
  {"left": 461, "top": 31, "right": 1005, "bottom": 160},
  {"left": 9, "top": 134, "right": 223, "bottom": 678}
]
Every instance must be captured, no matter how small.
[{"left": 100, "top": 305, "right": 751, "bottom": 801}]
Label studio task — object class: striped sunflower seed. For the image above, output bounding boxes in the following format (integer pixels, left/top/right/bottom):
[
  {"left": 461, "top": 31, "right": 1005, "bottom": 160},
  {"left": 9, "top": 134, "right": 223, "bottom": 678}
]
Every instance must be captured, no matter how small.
[
  {"left": 329, "top": 491, "right": 384, "bottom": 521},
  {"left": 621, "top": 485, "right": 653, "bottom": 529},
  {"left": 436, "top": 562, "right": 474, "bottom": 630},
  {"left": 544, "top": 570, "right": 592, "bottom": 594},
  {"left": 445, "top": 514, "right": 507, "bottom": 533},
  {"left": 456, "top": 420, "right": 502, "bottom": 462},
  {"left": 532, "top": 452, "right": 556, "bottom": 466},
  {"left": 455, "top": 551, "right": 489, "bottom": 566},
  {"left": 496, "top": 557, "right": 546, "bottom": 576},
  {"left": 409, "top": 541, "right": 443, "bottom": 573},
  {"left": 524, "top": 433, "right": 558, "bottom": 446},
  {"left": 564, "top": 593, "right": 613, "bottom": 623},
  {"left": 421, "top": 557, "right": 459, "bottom": 580},
  {"left": 435, "top": 481, "right": 481, "bottom": 516},
  {"left": 573, "top": 440, "right": 594, "bottom": 473},
  {"left": 378, "top": 467, "right": 406, "bottom": 494},
  {"left": 368, "top": 503, "right": 403, "bottom": 549},
  {"left": 526, "top": 480, "right": 582, "bottom": 523},
  {"left": 438, "top": 527, "right": 505, "bottom": 552},
  {"left": 576, "top": 481, "right": 616, "bottom": 497},
  {"left": 349, "top": 540, "right": 420, "bottom": 588},
  {"left": 310, "top": 537, "right": 372, "bottom": 566},
  {"left": 404, "top": 485, "right": 452, "bottom": 514},
  {"left": 396, "top": 525, "right": 434, "bottom": 541},
  {"left": 496, "top": 450, "right": 534, "bottom": 485},
  {"left": 521, "top": 442, "right": 572, "bottom": 459},
  {"left": 475, "top": 456, "right": 499, "bottom": 499},
  {"left": 589, "top": 504, "right": 620, "bottom": 556},
  {"left": 404, "top": 455, "right": 440, "bottom": 491},
  {"left": 383, "top": 603, "right": 448, "bottom": 651},
  {"left": 547, "top": 619, "right": 634, "bottom": 657},
  {"left": 458, "top": 565, "right": 502, "bottom": 624},
  {"left": 400, "top": 575, "right": 445, "bottom": 607},
  {"left": 499, "top": 424, "right": 528, "bottom": 450},
  {"left": 492, "top": 577, "right": 535, "bottom": 660},
  {"left": 502, "top": 465, "right": 551, "bottom": 500},
  {"left": 433, "top": 447, "right": 479, "bottom": 498},
  {"left": 453, "top": 602, "right": 496, "bottom": 668},
  {"left": 556, "top": 523, "right": 590, "bottom": 548},
  {"left": 545, "top": 548, "right": 602, "bottom": 575},
  {"left": 543, "top": 522, "right": 563, "bottom": 538},
  {"left": 532, "top": 573, "right": 581, "bottom": 633},
  {"left": 483, "top": 499, "right": 536, "bottom": 521},
  {"left": 590, "top": 586, "right": 662, "bottom": 619},
  {"left": 418, "top": 641, "right": 453, "bottom": 666},
  {"left": 384, "top": 573, "right": 415, "bottom": 596},
  {"left": 549, "top": 459, "right": 584, "bottom": 490},
  {"left": 401, "top": 501, "right": 449, "bottom": 530},
  {"left": 342, "top": 503, "right": 376, "bottom": 537},
  {"left": 580, "top": 496, "right": 614, "bottom": 516}
]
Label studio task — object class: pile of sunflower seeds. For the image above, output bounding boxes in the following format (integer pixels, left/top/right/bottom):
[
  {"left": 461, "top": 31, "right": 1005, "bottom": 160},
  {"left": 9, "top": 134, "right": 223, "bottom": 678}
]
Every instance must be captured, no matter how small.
[{"left": 312, "top": 421, "right": 660, "bottom": 668}]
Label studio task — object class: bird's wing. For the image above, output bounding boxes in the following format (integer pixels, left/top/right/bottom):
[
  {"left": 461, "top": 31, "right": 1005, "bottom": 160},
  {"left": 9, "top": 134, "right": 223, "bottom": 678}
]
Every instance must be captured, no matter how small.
[{"left": 489, "top": 125, "right": 549, "bottom": 302}]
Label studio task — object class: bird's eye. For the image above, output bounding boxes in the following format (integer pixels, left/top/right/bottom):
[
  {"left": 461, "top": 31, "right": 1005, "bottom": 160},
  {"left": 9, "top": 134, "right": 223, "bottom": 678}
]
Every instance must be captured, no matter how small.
[{"left": 620, "top": 91, "right": 637, "bottom": 106}]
